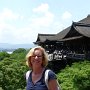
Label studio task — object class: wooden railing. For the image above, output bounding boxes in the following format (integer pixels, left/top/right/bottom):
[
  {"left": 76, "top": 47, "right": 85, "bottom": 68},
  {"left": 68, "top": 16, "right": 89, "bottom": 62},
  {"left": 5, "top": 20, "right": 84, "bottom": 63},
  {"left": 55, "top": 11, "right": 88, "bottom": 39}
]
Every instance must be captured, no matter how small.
[
  {"left": 48, "top": 53, "right": 86, "bottom": 61},
  {"left": 48, "top": 53, "right": 66, "bottom": 61},
  {"left": 66, "top": 53, "right": 85, "bottom": 60}
]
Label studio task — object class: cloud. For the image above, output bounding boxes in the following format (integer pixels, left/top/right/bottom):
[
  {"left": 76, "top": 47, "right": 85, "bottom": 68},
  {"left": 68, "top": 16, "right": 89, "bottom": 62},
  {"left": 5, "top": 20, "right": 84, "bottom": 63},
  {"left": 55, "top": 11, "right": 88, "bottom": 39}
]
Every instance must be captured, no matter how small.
[
  {"left": 0, "top": 8, "right": 19, "bottom": 21},
  {"left": 11, "top": 27, "right": 36, "bottom": 44},
  {"left": 33, "top": 3, "right": 49, "bottom": 13},
  {"left": 0, "top": 8, "right": 23, "bottom": 32},
  {"left": 31, "top": 3, "right": 54, "bottom": 27},
  {"left": 0, "top": 8, "right": 25, "bottom": 44},
  {"left": 0, "top": 5, "right": 71, "bottom": 44},
  {"left": 62, "top": 11, "right": 72, "bottom": 20},
  {"left": 31, "top": 13, "right": 54, "bottom": 27}
]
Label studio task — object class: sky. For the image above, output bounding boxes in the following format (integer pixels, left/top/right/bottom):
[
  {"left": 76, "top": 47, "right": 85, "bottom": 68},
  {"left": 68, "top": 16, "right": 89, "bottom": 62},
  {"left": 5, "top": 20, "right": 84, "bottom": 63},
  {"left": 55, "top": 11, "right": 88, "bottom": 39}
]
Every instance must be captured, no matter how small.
[{"left": 0, "top": 0, "right": 90, "bottom": 44}]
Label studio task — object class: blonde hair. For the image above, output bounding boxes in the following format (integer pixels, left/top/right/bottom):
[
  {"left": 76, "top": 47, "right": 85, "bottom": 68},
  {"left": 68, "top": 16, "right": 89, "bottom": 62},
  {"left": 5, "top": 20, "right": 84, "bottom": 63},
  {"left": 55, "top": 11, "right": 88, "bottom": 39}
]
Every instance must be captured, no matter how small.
[{"left": 26, "top": 46, "right": 48, "bottom": 68}]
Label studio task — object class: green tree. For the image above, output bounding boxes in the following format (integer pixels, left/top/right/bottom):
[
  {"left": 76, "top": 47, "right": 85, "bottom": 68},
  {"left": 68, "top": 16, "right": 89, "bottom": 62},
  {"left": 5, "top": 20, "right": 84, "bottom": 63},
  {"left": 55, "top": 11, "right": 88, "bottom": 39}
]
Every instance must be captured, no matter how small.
[
  {"left": 13, "top": 48, "right": 26, "bottom": 53},
  {"left": 10, "top": 48, "right": 28, "bottom": 60},
  {"left": 57, "top": 61, "right": 90, "bottom": 90},
  {"left": 0, "top": 48, "right": 29, "bottom": 90},
  {"left": 0, "top": 52, "right": 10, "bottom": 61}
]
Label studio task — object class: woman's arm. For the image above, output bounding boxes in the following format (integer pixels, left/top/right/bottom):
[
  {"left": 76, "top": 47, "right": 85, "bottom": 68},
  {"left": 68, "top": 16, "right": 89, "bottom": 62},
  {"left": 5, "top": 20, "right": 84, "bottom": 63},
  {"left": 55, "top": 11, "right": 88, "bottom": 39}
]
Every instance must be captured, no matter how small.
[{"left": 48, "top": 79, "right": 58, "bottom": 90}]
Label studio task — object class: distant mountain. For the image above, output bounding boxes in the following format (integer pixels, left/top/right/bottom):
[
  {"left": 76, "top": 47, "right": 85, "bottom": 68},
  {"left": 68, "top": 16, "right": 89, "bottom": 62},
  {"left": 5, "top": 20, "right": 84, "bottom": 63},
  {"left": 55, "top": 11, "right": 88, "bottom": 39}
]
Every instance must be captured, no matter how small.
[{"left": 0, "top": 43, "right": 36, "bottom": 49}]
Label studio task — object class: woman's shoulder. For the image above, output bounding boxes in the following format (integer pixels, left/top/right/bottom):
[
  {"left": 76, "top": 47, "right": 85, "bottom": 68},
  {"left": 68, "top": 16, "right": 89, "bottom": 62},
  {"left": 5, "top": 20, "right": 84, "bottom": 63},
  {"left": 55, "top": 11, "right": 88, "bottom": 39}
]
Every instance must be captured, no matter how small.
[
  {"left": 26, "top": 70, "right": 32, "bottom": 81},
  {"left": 45, "top": 69, "right": 57, "bottom": 80}
]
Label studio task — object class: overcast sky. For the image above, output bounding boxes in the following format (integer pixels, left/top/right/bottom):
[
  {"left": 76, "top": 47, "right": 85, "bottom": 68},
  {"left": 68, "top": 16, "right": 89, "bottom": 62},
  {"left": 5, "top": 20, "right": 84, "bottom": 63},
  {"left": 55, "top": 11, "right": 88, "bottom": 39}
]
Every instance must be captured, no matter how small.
[{"left": 0, "top": 0, "right": 90, "bottom": 44}]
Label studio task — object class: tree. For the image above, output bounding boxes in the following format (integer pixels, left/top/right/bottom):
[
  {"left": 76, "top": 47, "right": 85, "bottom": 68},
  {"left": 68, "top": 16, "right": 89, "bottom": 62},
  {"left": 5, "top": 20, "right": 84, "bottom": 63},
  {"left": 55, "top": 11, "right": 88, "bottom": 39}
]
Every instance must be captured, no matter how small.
[
  {"left": 0, "top": 48, "right": 30, "bottom": 90},
  {"left": 13, "top": 48, "right": 26, "bottom": 53},
  {"left": 0, "top": 52, "right": 10, "bottom": 61}
]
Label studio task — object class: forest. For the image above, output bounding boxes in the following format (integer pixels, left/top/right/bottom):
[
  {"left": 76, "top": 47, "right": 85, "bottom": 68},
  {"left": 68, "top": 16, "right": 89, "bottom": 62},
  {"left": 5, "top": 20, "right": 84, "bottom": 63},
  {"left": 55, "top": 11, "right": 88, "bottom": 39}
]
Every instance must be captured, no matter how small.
[{"left": 0, "top": 48, "right": 90, "bottom": 90}]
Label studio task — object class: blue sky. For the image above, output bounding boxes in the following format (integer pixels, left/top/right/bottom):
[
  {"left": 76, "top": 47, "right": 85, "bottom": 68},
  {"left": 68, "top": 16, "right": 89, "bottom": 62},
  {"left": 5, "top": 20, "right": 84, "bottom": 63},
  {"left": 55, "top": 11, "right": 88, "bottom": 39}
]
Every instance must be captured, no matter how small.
[{"left": 0, "top": 0, "right": 90, "bottom": 44}]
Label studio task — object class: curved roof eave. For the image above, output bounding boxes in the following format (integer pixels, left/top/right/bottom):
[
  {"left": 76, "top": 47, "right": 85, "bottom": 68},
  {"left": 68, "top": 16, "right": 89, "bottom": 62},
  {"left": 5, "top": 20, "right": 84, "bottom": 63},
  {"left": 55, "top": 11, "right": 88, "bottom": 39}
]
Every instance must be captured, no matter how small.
[
  {"left": 73, "top": 23, "right": 90, "bottom": 38},
  {"left": 47, "top": 26, "right": 71, "bottom": 41},
  {"left": 59, "top": 36, "right": 83, "bottom": 41},
  {"left": 35, "top": 33, "right": 56, "bottom": 42}
]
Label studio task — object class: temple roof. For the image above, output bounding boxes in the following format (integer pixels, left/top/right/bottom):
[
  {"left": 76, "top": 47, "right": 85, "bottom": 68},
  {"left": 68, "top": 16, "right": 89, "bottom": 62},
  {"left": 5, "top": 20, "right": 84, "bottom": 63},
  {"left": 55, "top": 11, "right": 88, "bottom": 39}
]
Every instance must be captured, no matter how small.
[
  {"left": 73, "top": 22, "right": 90, "bottom": 37},
  {"left": 47, "top": 15, "right": 90, "bottom": 41},
  {"left": 34, "top": 33, "right": 55, "bottom": 43},
  {"left": 79, "top": 15, "right": 90, "bottom": 24},
  {"left": 34, "top": 15, "right": 90, "bottom": 43}
]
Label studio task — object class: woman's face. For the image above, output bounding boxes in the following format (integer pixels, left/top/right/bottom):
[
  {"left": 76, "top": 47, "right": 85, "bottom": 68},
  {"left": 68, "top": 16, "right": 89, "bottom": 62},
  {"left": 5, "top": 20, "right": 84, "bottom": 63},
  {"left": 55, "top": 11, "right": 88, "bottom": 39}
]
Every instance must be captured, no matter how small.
[{"left": 31, "top": 49, "right": 43, "bottom": 68}]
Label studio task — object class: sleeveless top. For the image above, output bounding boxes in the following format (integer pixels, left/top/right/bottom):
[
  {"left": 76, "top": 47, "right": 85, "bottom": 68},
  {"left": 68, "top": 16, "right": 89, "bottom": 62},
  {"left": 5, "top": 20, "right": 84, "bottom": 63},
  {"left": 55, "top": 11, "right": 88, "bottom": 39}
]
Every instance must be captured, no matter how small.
[{"left": 26, "top": 69, "right": 57, "bottom": 90}]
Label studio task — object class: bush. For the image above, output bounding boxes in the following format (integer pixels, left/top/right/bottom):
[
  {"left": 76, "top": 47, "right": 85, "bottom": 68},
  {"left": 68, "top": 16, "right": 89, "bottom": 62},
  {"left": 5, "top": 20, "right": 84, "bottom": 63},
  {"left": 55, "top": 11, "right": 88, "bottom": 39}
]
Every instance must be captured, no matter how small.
[{"left": 57, "top": 61, "right": 90, "bottom": 90}]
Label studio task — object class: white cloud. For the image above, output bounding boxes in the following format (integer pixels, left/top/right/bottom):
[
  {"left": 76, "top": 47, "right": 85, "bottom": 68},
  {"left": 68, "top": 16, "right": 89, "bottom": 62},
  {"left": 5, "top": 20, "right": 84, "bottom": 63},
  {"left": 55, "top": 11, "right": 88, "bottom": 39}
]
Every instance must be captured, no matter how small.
[
  {"left": 31, "top": 3, "right": 54, "bottom": 28},
  {"left": 0, "top": 8, "right": 26, "bottom": 44},
  {"left": 33, "top": 3, "right": 49, "bottom": 13},
  {"left": 0, "top": 8, "right": 19, "bottom": 33},
  {"left": 31, "top": 13, "right": 54, "bottom": 27},
  {"left": 62, "top": 11, "right": 72, "bottom": 20},
  {"left": 20, "top": 16, "right": 24, "bottom": 20},
  {"left": 0, "top": 8, "right": 19, "bottom": 21},
  {"left": 0, "top": 6, "right": 72, "bottom": 44},
  {"left": 0, "top": 25, "right": 36, "bottom": 44}
]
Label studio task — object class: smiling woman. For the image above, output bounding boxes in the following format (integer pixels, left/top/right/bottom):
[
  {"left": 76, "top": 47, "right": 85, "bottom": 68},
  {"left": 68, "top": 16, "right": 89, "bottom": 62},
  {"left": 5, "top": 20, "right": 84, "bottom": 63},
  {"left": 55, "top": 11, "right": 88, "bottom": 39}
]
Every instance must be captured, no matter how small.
[
  {"left": 26, "top": 46, "right": 48, "bottom": 68},
  {"left": 25, "top": 46, "right": 61, "bottom": 90}
]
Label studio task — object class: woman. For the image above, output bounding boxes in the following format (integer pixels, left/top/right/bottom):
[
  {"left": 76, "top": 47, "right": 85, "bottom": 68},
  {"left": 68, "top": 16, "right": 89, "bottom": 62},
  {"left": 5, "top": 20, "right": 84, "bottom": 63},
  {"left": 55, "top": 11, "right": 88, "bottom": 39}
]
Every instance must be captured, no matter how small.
[{"left": 26, "top": 46, "right": 59, "bottom": 90}]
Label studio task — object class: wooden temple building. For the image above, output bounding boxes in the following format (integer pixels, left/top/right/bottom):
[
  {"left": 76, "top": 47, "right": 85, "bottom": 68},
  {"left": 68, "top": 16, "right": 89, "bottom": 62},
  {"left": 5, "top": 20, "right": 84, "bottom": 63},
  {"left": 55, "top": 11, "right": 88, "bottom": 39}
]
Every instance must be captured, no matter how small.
[{"left": 34, "top": 15, "right": 90, "bottom": 62}]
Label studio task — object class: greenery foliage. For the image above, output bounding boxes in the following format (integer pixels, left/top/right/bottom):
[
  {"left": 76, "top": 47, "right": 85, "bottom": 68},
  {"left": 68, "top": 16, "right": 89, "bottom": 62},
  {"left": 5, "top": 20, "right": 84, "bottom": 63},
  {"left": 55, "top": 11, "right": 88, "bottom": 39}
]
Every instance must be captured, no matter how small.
[
  {"left": 0, "top": 52, "right": 10, "bottom": 61},
  {"left": 0, "top": 48, "right": 90, "bottom": 90},
  {"left": 57, "top": 61, "right": 90, "bottom": 90},
  {"left": 0, "top": 48, "right": 29, "bottom": 90}
]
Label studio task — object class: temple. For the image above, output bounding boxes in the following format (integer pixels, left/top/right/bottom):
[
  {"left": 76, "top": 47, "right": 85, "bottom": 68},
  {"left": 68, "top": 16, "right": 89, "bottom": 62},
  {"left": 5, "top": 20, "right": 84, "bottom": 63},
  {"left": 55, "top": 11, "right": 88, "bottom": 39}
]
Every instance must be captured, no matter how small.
[{"left": 34, "top": 15, "right": 90, "bottom": 61}]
